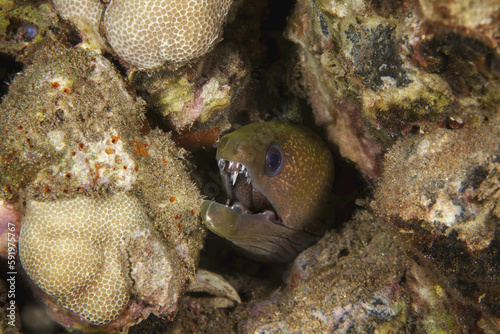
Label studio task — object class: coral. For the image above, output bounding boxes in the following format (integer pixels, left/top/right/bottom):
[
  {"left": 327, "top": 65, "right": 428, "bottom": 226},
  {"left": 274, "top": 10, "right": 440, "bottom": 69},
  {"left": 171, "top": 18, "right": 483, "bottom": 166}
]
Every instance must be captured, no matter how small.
[
  {"left": 51, "top": 0, "right": 107, "bottom": 50},
  {"left": 0, "top": 41, "right": 144, "bottom": 201},
  {"left": 18, "top": 193, "right": 172, "bottom": 326},
  {"left": 104, "top": 0, "right": 234, "bottom": 69},
  {"left": 0, "top": 40, "right": 205, "bottom": 331}
]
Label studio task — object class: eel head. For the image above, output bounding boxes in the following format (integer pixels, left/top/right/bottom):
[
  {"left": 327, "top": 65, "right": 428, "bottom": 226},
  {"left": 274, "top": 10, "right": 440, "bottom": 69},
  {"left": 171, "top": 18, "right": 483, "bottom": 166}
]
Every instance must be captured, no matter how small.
[{"left": 201, "top": 122, "right": 334, "bottom": 262}]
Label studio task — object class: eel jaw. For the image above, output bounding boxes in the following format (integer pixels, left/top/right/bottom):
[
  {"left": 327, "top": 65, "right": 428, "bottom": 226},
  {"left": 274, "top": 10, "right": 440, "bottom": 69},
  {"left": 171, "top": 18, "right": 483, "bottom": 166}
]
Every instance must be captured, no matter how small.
[
  {"left": 201, "top": 159, "right": 312, "bottom": 263},
  {"left": 217, "top": 158, "right": 277, "bottom": 221},
  {"left": 218, "top": 158, "right": 251, "bottom": 187}
]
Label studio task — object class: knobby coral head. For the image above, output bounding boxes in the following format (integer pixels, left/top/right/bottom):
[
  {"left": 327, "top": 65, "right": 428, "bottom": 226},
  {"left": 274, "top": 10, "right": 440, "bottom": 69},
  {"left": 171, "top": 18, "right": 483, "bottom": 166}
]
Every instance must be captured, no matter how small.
[
  {"left": 18, "top": 193, "right": 179, "bottom": 328},
  {"left": 104, "top": 0, "right": 234, "bottom": 68}
]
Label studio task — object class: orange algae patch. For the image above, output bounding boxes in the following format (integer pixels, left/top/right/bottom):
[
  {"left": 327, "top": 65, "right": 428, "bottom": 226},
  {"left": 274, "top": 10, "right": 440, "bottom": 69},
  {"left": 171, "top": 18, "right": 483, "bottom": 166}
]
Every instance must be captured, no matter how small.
[
  {"left": 131, "top": 140, "right": 149, "bottom": 158},
  {"left": 171, "top": 127, "right": 221, "bottom": 151}
]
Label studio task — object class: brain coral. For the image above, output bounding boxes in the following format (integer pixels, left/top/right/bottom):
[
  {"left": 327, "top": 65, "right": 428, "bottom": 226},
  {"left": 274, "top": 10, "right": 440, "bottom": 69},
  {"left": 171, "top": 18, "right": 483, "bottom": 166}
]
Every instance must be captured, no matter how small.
[
  {"left": 104, "top": 0, "right": 233, "bottom": 68},
  {"left": 19, "top": 193, "right": 159, "bottom": 325}
]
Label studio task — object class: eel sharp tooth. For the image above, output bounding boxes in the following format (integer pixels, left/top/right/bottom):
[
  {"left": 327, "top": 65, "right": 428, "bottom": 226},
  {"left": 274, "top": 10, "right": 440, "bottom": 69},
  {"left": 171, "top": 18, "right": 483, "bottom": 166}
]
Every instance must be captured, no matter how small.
[
  {"left": 235, "top": 162, "right": 240, "bottom": 171},
  {"left": 232, "top": 170, "right": 238, "bottom": 185},
  {"left": 228, "top": 161, "right": 234, "bottom": 170}
]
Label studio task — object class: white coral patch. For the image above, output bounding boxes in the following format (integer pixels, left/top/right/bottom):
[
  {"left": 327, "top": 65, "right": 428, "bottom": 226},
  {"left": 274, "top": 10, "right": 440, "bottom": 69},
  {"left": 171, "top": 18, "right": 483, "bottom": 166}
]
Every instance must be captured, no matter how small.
[
  {"left": 47, "top": 131, "right": 66, "bottom": 151},
  {"left": 427, "top": 192, "right": 462, "bottom": 227},
  {"left": 69, "top": 129, "right": 136, "bottom": 189}
]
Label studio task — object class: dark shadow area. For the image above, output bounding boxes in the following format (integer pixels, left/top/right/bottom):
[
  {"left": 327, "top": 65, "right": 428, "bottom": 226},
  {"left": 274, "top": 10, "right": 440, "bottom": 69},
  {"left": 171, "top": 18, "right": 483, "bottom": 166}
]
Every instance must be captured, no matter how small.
[{"left": 0, "top": 53, "right": 23, "bottom": 99}]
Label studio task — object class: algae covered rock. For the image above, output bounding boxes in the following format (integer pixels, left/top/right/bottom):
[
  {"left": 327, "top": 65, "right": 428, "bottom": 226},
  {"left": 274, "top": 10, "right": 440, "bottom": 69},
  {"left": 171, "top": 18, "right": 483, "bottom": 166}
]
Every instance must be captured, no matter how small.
[
  {"left": 0, "top": 0, "right": 59, "bottom": 62},
  {"left": 285, "top": 0, "right": 500, "bottom": 180},
  {"left": 373, "top": 116, "right": 500, "bottom": 320},
  {"left": 0, "top": 41, "right": 204, "bottom": 331},
  {"left": 132, "top": 43, "right": 250, "bottom": 146}
]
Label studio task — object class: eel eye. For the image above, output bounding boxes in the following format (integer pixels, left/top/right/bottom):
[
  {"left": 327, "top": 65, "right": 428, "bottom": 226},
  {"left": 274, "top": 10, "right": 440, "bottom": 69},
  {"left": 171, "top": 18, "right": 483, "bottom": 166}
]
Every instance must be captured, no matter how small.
[{"left": 265, "top": 143, "right": 284, "bottom": 177}]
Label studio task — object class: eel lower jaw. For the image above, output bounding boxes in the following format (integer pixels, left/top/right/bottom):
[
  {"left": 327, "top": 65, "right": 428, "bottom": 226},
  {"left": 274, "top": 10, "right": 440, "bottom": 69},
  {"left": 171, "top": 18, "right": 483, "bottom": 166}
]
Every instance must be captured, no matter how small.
[{"left": 200, "top": 200, "right": 302, "bottom": 263}]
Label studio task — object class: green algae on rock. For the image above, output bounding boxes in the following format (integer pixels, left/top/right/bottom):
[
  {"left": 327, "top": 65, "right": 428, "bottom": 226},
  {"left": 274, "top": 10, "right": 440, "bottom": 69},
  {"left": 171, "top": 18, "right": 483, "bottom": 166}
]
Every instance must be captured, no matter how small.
[
  {"left": 201, "top": 121, "right": 334, "bottom": 262},
  {"left": 133, "top": 44, "right": 249, "bottom": 134},
  {"left": 0, "top": 0, "right": 59, "bottom": 61}
]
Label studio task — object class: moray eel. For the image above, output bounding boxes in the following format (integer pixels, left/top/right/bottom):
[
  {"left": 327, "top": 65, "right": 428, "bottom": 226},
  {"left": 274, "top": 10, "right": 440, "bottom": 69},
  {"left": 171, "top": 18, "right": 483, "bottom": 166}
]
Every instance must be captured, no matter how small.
[{"left": 201, "top": 122, "right": 334, "bottom": 262}]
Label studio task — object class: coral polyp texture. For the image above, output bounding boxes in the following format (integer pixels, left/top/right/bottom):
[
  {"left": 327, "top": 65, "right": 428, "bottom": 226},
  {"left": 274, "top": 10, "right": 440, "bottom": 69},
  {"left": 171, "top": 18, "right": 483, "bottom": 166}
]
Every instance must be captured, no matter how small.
[
  {"left": 19, "top": 193, "right": 149, "bottom": 325},
  {"left": 104, "top": 0, "right": 233, "bottom": 68}
]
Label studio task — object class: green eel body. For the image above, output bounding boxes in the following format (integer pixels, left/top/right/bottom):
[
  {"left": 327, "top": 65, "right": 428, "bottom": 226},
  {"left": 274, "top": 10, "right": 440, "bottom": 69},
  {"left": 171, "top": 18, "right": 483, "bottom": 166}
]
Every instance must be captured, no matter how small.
[{"left": 201, "top": 121, "right": 334, "bottom": 262}]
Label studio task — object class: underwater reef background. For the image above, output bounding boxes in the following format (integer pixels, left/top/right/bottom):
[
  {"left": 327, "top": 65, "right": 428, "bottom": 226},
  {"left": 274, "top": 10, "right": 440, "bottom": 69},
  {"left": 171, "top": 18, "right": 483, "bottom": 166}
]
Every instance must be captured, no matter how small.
[{"left": 0, "top": 0, "right": 499, "bottom": 333}]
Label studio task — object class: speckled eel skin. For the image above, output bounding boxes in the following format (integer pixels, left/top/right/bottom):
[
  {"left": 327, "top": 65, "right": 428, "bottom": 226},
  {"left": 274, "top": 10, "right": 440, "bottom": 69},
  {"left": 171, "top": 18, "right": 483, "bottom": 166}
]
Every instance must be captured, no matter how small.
[{"left": 201, "top": 122, "right": 334, "bottom": 262}]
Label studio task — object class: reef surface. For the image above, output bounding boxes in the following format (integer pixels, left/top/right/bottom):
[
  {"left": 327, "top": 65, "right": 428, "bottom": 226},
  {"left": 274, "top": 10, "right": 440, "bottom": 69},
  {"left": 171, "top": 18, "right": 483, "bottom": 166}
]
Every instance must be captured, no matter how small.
[{"left": 0, "top": 0, "right": 499, "bottom": 333}]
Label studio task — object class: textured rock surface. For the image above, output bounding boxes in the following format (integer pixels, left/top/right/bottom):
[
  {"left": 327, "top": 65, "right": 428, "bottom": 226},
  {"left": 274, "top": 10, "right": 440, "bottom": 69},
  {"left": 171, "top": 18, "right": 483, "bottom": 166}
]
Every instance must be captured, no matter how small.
[
  {"left": 373, "top": 116, "right": 500, "bottom": 319},
  {"left": 104, "top": 0, "right": 233, "bottom": 68},
  {"left": 0, "top": 0, "right": 59, "bottom": 61},
  {"left": 133, "top": 44, "right": 249, "bottom": 136},
  {"left": 285, "top": 0, "right": 500, "bottom": 180}
]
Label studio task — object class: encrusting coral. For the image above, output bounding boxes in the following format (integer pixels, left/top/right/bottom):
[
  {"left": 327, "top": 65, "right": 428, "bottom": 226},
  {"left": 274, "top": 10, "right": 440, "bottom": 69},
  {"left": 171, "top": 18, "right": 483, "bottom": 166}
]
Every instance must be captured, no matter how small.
[{"left": 104, "top": 0, "right": 234, "bottom": 68}]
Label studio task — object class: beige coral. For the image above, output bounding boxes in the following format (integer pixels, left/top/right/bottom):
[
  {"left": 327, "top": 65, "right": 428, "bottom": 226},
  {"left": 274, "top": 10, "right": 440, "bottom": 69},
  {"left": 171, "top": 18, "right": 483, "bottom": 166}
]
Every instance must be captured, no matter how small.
[
  {"left": 104, "top": 0, "right": 233, "bottom": 68},
  {"left": 19, "top": 193, "right": 164, "bottom": 325}
]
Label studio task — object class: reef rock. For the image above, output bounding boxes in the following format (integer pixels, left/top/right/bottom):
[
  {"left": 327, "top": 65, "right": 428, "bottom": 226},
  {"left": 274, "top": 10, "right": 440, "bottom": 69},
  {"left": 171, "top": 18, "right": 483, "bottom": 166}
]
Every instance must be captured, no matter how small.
[
  {"left": 373, "top": 115, "right": 500, "bottom": 321},
  {"left": 285, "top": 0, "right": 500, "bottom": 181}
]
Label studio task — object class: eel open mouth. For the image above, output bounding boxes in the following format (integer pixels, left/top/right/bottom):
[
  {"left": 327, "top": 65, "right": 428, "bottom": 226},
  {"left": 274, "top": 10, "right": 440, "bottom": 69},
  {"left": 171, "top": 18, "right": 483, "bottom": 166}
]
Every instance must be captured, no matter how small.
[{"left": 217, "top": 158, "right": 279, "bottom": 223}]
